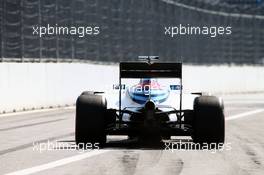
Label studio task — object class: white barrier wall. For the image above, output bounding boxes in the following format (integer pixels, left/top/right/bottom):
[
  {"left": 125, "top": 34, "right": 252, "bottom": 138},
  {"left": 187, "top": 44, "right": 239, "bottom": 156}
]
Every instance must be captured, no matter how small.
[
  {"left": 0, "top": 63, "right": 118, "bottom": 113},
  {"left": 0, "top": 63, "right": 263, "bottom": 113},
  {"left": 182, "top": 65, "right": 264, "bottom": 93}
]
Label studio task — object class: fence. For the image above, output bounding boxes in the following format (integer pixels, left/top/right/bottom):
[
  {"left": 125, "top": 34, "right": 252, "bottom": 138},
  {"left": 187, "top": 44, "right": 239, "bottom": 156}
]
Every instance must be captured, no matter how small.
[{"left": 0, "top": 0, "right": 263, "bottom": 64}]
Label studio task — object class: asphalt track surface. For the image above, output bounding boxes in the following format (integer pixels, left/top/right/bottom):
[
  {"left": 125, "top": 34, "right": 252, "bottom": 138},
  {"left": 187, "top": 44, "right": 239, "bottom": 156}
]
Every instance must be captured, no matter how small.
[{"left": 1, "top": 93, "right": 264, "bottom": 175}]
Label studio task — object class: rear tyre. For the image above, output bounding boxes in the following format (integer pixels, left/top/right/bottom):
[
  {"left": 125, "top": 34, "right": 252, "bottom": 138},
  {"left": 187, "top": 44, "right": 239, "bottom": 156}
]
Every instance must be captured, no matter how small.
[
  {"left": 75, "top": 92, "right": 107, "bottom": 148},
  {"left": 192, "top": 96, "right": 225, "bottom": 145}
]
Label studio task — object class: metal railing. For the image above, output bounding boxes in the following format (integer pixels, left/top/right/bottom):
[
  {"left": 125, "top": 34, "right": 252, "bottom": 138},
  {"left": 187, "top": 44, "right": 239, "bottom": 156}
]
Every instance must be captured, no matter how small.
[{"left": 0, "top": 0, "right": 263, "bottom": 65}]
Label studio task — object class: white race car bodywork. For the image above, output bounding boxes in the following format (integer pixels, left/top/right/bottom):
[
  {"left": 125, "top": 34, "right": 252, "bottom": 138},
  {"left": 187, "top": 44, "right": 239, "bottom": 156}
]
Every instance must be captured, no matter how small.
[{"left": 103, "top": 78, "right": 199, "bottom": 121}]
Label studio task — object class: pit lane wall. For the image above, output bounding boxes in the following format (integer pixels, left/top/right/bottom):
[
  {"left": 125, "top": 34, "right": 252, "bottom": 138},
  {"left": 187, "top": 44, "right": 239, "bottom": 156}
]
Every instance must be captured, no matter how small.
[{"left": 0, "top": 63, "right": 263, "bottom": 113}]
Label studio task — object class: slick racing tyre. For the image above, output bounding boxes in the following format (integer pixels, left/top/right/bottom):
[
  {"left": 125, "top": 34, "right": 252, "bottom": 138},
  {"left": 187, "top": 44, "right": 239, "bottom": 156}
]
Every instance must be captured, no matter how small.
[
  {"left": 75, "top": 92, "right": 107, "bottom": 147},
  {"left": 192, "top": 96, "right": 225, "bottom": 145}
]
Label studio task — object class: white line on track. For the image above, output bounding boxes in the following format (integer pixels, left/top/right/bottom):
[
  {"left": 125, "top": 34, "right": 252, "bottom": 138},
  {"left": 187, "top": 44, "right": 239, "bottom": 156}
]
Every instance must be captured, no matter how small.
[
  {"left": 4, "top": 150, "right": 110, "bottom": 175},
  {"left": 0, "top": 106, "right": 75, "bottom": 117},
  {"left": 226, "top": 109, "right": 264, "bottom": 121}
]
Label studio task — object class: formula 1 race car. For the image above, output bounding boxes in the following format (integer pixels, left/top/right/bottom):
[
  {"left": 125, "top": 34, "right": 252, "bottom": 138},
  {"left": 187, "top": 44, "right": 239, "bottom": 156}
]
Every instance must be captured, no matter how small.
[{"left": 75, "top": 56, "right": 225, "bottom": 146}]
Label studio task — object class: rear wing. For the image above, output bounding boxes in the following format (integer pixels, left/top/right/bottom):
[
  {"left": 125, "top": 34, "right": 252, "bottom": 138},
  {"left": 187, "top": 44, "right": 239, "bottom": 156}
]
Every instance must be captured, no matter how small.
[{"left": 120, "top": 62, "right": 182, "bottom": 78}]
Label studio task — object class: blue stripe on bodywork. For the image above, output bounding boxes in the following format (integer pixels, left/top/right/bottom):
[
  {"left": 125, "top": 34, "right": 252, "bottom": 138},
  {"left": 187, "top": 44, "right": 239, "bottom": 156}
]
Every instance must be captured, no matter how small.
[{"left": 128, "top": 89, "right": 170, "bottom": 104}]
